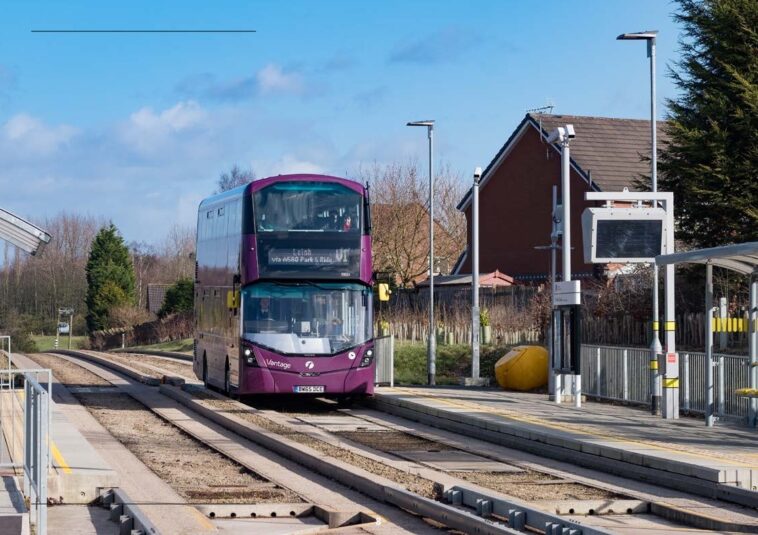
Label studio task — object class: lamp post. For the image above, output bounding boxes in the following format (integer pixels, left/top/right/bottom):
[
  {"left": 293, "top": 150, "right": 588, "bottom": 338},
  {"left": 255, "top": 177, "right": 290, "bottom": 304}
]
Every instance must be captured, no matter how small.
[
  {"left": 407, "top": 120, "right": 436, "bottom": 386},
  {"left": 617, "top": 30, "right": 661, "bottom": 414},
  {"left": 547, "top": 125, "right": 578, "bottom": 406},
  {"left": 471, "top": 167, "right": 482, "bottom": 381}
]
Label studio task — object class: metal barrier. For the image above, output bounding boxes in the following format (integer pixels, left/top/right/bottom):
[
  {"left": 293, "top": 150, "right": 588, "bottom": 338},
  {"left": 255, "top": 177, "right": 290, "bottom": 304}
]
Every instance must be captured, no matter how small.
[
  {"left": 0, "top": 354, "right": 52, "bottom": 535},
  {"left": 23, "top": 374, "right": 50, "bottom": 535},
  {"left": 582, "top": 344, "right": 749, "bottom": 421},
  {"left": 374, "top": 335, "right": 394, "bottom": 387}
]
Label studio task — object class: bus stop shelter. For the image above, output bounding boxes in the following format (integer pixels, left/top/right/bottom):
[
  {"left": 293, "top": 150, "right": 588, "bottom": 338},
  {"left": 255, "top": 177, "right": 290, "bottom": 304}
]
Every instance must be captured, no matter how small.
[{"left": 656, "top": 241, "right": 758, "bottom": 427}]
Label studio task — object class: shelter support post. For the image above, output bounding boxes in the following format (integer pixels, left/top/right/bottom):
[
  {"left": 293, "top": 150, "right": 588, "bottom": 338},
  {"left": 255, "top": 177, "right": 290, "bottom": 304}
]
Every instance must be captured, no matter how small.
[
  {"left": 749, "top": 274, "right": 757, "bottom": 427},
  {"left": 706, "top": 263, "right": 715, "bottom": 427},
  {"left": 661, "top": 259, "right": 679, "bottom": 419}
]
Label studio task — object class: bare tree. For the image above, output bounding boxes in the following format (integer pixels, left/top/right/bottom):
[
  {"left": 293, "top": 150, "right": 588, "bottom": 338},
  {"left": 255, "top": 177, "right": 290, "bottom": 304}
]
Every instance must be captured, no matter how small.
[
  {"left": 358, "top": 161, "right": 466, "bottom": 287},
  {"left": 159, "top": 224, "right": 195, "bottom": 282},
  {"left": 216, "top": 164, "right": 256, "bottom": 193}
]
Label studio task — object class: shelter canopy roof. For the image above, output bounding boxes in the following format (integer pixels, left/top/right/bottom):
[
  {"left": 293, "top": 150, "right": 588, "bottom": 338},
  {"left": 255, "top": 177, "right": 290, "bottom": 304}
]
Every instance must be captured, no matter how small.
[
  {"left": 416, "top": 270, "right": 514, "bottom": 288},
  {"left": 655, "top": 241, "right": 758, "bottom": 275}
]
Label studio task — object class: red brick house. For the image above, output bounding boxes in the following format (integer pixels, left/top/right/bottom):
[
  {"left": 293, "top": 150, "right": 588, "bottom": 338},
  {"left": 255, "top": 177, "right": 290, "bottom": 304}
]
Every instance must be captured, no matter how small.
[{"left": 454, "top": 113, "right": 665, "bottom": 281}]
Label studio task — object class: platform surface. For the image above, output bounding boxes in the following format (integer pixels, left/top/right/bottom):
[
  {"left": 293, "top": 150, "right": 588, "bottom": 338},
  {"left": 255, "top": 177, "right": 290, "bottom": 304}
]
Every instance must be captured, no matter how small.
[
  {"left": 9, "top": 353, "right": 118, "bottom": 504},
  {"left": 373, "top": 386, "right": 758, "bottom": 488}
]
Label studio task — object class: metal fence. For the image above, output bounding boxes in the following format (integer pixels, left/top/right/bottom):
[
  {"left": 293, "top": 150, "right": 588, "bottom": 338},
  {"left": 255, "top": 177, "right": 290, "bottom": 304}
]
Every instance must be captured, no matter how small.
[
  {"left": 23, "top": 374, "right": 50, "bottom": 535},
  {"left": 375, "top": 335, "right": 394, "bottom": 387},
  {"left": 0, "top": 347, "right": 52, "bottom": 535},
  {"left": 581, "top": 344, "right": 750, "bottom": 421}
]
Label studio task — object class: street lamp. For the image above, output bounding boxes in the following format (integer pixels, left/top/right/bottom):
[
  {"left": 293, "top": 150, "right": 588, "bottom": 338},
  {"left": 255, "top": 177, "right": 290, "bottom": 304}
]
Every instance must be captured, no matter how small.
[
  {"left": 407, "top": 119, "right": 436, "bottom": 386},
  {"left": 617, "top": 30, "right": 662, "bottom": 414},
  {"left": 471, "top": 166, "right": 482, "bottom": 382}
]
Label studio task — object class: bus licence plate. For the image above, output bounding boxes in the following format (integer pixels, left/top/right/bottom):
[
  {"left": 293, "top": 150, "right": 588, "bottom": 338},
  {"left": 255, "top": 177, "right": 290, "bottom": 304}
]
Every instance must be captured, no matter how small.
[{"left": 293, "top": 385, "right": 325, "bottom": 393}]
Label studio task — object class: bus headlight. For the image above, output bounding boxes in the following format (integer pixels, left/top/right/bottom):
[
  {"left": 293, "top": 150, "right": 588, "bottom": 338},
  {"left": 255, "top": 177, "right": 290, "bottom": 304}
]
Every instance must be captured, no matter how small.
[
  {"left": 359, "top": 349, "right": 374, "bottom": 368},
  {"left": 243, "top": 347, "right": 257, "bottom": 366}
]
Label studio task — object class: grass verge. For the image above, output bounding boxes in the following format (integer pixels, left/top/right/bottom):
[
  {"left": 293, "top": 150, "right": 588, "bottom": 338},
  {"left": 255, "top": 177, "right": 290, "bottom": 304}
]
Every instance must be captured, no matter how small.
[
  {"left": 31, "top": 335, "right": 88, "bottom": 352},
  {"left": 129, "top": 338, "right": 194, "bottom": 354},
  {"left": 394, "top": 342, "right": 528, "bottom": 385}
]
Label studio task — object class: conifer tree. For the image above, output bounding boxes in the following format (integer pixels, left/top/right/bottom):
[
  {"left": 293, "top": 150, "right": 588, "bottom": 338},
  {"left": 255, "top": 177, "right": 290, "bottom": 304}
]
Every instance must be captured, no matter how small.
[
  {"left": 157, "top": 277, "right": 194, "bottom": 318},
  {"left": 659, "top": 0, "right": 758, "bottom": 247},
  {"left": 85, "top": 224, "right": 136, "bottom": 331}
]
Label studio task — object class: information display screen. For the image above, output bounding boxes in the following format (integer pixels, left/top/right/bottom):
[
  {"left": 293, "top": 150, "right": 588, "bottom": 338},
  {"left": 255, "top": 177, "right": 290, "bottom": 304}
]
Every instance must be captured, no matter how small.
[
  {"left": 595, "top": 219, "right": 662, "bottom": 260},
  {"left": 256, "top": 233, "right": 361, "bottom": 278},
  {"left": 268, "top": 248, "right": 351, "bottom": 266}
]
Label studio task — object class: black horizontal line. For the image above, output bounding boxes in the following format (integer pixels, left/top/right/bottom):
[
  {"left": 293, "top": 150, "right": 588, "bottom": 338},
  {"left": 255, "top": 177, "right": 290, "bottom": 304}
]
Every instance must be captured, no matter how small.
[{"left": 31, "top": 29, "right": 256, "bottom": 33}]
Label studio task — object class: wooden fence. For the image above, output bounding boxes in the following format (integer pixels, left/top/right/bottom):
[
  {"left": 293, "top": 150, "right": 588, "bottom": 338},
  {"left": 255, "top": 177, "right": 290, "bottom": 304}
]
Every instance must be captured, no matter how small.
[{"left": 386, "top": 311, "right": 749, "bottom": 351}]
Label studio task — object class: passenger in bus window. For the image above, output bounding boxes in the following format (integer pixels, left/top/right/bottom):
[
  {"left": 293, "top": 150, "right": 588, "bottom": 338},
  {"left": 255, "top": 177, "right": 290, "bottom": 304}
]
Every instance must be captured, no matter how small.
[
  {"left": 342, "top": 215, "right": 352, "bottom": 232},
  {"left": 258, "top": 214, "right": 273, "bottom": 231},
  {"left": 255, "top": 297, "right": 272, "bottom": 320},
  {"left": 327, "top": 317, "right": 343, "bottom": 337}
]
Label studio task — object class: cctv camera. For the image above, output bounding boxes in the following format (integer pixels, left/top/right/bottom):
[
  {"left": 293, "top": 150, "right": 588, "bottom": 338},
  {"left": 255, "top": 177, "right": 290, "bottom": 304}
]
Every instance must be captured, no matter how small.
[
  {"left": 546, "top": 127, "right": 565, "bottom": 144},
  {"left": 473, "top": 167, "right": 482, "bottom": 178},
  {"left": 565, "top": 124, "right": 575, "bottom": 138}
]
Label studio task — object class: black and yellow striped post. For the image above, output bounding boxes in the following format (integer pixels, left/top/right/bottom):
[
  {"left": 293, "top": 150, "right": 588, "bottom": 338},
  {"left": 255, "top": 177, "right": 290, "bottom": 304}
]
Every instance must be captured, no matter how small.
[
  {"left": 650, "top": 320, "right": 662, "bottom": 415},
  {"left": 662, "top": 261, "right": 679, "bottom": 420}
]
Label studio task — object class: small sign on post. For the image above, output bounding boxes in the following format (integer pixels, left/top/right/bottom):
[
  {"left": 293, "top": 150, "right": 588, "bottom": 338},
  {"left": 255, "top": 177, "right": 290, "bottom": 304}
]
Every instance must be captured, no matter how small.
[{"left": 554, "top": 280, "right": 581, "bottom": 306}]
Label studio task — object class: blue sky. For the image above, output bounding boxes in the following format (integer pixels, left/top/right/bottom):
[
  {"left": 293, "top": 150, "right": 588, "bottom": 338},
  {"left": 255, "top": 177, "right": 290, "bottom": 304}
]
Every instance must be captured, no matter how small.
[{"left": 0, "top": 1, "right": 683, "bottom": 244}]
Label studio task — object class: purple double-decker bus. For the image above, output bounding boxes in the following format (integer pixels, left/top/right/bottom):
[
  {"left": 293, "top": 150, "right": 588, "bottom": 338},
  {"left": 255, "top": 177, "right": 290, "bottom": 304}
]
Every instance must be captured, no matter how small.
[{"left": 193, "top": 174, "right": 375, "bottom": 397}]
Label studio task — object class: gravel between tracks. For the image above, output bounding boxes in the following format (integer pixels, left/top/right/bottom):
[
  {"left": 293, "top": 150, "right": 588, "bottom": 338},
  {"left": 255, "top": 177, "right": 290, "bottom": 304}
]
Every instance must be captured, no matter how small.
[
  {"left": 449, "top": 471, "right": 623, "bottom": 501},
  {"left": 30, "top": 353, "right": 110, "bottom": 386},
  {"left": 104, "top": 352, "right": 193, "bottom": 378},
  {"left": 79, "top": 393, "right": 301, "bottom": 504},
  {"left": 197, "top": 396, "right": 624, "bottom": 502},
  {"left": 337, "top": 430, "right": 454, "bottom": 452},
  {"left": 77, "top": 350, "right": 166, "bottom": 379},
  {"left": 199, "top": 398, "right": 437, "bottom": 498},
  {"left": 336, "top": 429, "right": 620, "bottom": 501},
  {"left": 28, "top": 352, "right": 301, "bottom": 504}
]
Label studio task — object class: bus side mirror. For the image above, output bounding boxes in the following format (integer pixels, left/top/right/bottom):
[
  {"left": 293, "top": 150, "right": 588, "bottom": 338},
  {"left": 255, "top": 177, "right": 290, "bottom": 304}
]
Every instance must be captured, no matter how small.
[
  {"left": 227, "top": 290, "right": 239, "bottom": 309},
  {"left": 378, "top": 283, "right": 391, "bottom": 302}
]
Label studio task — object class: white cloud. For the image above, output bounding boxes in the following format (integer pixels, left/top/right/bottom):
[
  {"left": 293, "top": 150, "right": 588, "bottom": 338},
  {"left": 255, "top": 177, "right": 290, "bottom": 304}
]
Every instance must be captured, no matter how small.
[
  {"left": 120, "top": 100, "right": 208, "bottom": 156},
  {"left": 1, "top": 113, "right": 77, "bottom": 156},
  {"left": 275, "top": 155, "right": 325, "bottom": 175},
  {"left": 256, "top": 64, "right": 304, "bottom": 96},
  {"left": 128, "top": 100, "right": 205, "bottom": 132}
]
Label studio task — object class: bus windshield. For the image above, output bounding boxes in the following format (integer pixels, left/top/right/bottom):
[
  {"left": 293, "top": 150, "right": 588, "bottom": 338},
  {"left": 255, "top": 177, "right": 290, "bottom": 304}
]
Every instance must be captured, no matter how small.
[
  {"left": 253, "top": 182, "right": 362, "bottom": 233},
  {"left": 242, "top": 282, "right": 372, "bottom": 355}
]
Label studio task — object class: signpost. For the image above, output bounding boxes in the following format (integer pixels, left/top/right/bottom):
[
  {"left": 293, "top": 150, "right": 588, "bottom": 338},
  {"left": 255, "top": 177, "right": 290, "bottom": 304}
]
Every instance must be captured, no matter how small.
[
  {"left": 583, "top": 190, "right": 678, "bottom": 419},
  {"left": 57, "top": 308, "right": 74, "bottom": 350}
]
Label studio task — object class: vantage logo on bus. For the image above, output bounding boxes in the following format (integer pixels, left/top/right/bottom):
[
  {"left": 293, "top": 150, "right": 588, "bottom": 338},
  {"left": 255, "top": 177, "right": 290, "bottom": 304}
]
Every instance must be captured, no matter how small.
[{"left": 268, "top": 248, "right": 350, "bottom": 266}]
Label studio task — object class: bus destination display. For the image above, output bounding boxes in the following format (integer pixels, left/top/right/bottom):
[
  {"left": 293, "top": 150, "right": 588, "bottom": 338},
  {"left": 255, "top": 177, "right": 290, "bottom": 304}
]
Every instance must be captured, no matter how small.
[{"left": 268, "top": 247, "right": 351, "bottom": 266}]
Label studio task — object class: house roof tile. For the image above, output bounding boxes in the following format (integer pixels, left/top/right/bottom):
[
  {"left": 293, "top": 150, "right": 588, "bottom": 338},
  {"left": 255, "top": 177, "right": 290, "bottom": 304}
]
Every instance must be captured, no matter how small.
[
  {"left": 457, "top": 113, "right": 668, "bottom": 211},
  {"left": 530, "top": 113, "right": 668, "bottom": 192}
]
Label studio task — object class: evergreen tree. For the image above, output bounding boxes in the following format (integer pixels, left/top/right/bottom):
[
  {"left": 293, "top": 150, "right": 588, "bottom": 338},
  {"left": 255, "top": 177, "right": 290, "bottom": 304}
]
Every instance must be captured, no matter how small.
[
  {"left": 85, "top": 224, "right": 136, "bottom": 331},
  {"left": 157, "top": 277, "right": 194, "bottom": 318},
  {"left": 659, "top": 0, "right": 758, "bottom": 248}
]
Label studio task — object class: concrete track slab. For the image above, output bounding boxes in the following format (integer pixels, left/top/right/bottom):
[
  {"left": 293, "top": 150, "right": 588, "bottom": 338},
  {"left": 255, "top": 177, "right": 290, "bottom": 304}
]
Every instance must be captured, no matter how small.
[
  {"left": 295, "top": 415, "right": 386, "bottom": 432},
  {"left": 212, "top": 516, "right": 325, "bottom": 534},
  {"left": 350, "top": 407, "right": 758, "bottom": 531},
  {"left": 19, "top": 353, "right": 216, "bottom": 535},
  {"left": 373, "top": 387, "right": 758, "bottom": 492},
  {"left": 56, "top": 352, "right": 443, "bottom": 535},
  {"left": 389, "top": 450, "right": 522, "bottom": 473}
]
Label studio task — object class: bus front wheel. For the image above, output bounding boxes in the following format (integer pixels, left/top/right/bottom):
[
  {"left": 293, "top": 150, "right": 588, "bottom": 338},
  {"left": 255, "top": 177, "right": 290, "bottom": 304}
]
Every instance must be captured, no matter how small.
[
  {"left": 224, "top": 359, "right": 231, "bottom": 396},
  {"left": 202, "top": 354, "right": 208, "bottom": 387}
]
